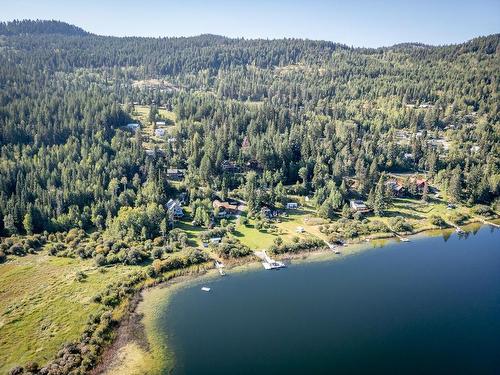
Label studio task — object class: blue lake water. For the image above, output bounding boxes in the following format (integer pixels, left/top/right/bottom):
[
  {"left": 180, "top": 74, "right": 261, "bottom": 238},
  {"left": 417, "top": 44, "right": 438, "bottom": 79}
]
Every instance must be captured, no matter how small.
[{"left": 158, "top": 226, "right": 500, "bottom": 374}]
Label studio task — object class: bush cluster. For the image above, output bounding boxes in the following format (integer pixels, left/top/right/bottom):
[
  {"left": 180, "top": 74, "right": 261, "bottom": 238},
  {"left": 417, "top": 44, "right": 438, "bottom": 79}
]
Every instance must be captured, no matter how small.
[
  {"left": 0, "top": 234, "right": 47, "bottom": 263},
  {"left": 269, "top": 238, "right": 325, "bottom": 255}
]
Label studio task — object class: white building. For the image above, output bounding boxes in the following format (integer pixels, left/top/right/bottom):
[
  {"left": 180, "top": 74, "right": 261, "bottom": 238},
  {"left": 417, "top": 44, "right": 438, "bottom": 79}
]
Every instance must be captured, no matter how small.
[
  {"left": 126, "top": 123, "right": 140, "bottom": 132},
  {"left": 155, "top": 128, "right": 166, "bottom": 137},
  {"left": 167, "top": 199, "right": 184, "bottom": 219},
  {"left": 350, "top": 200, "right": 369, "bottom": 212},
  {"left": 156, "top": 121, "right": 166, "bottom": 126},
  {"left": 286, "top": 202, "right": 298, "bottom": 209}
]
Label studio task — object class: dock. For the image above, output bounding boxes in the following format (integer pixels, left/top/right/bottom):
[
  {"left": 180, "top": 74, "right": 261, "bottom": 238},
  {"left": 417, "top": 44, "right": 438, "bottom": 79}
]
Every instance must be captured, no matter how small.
[
  {"left": 214, "top": 260, "right": 226, "bottom": 276},
  {"left": 391, "top": 231, "right": 410, "bottom": 242},
  {"left": 326, "top": 242, "right": 341, "bottom": 254},
  {"left": 255, "top": 251, "right": 286, "bottom": 270}
]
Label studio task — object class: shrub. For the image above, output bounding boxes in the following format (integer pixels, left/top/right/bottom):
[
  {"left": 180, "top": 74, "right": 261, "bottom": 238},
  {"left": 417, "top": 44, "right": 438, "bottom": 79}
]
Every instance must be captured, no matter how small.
[
  {"left": 389, "top": 216, "right": 413, "bottom": 233},
  {"left": 473, "top": 205, "right": 493, "bottom": 217},
  {"left": 429, "top": 215, "right": 447, "bottom": 228},
  {"left": 448, "top": 212, "right": 469, "bottom": 225}
]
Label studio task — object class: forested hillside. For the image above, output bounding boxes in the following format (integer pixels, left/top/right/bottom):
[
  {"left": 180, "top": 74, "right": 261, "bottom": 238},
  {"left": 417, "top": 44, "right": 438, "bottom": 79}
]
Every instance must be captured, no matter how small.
[{"left": 1, "top": 20, "right": 498, "bottom": 237}]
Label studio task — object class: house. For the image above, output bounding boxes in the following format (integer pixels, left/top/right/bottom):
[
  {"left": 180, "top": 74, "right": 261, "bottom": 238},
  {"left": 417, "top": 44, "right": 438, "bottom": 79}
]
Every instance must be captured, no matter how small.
[
  {"left": 386, "top": 180, "right": 405, "bottom": 197},
  {"left": 260, "top": 206, "right": 279, "bottom": 219},
  {"left": 167, "top": 199, "right": 184, "bottom": 219},
  {"left": 213, "top": 200, "right": 238, "bottom": 217},
  {"left": 145, "top": 149, "right": 155, "bottom": 157},
  {"left": 155, "top": 128, "right": 166, "bottom": 137},
  {"left": 403, "top": 153, "right": 414, "bottom": 160},
  {"left": 221, "top": 160, "right": 240, "bottom": 173},
  {"left": 415, "top": 179, "right": 427, "bottom": 194},
  {"left": 350, "top": 200, "right": 370, "bottom": 213},
  {"left": 126, "top": 123, "right": 140, "bottom": 132},
  {"left": 286, "top": 202, "right": 298, "bottom": 209},
  {"left": 166, "top": 168, "right": 185, "bottom": 181},
  {"left": 155, "top": 121, "right": 166, "bottom": 126},
  {"left": 209, "top": 237, "right": 222, "bottom": 245}
]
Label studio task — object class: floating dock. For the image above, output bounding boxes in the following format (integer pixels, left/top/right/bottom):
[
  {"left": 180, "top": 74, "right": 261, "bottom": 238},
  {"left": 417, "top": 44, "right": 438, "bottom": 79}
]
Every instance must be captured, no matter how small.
[{"left": 201, "top": 287, "right": 211, "bottom": 292}]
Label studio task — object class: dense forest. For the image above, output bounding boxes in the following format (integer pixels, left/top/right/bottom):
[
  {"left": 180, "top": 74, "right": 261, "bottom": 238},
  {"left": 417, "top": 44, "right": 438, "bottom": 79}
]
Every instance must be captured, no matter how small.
[{"left": 0, "top": 19, "right": 499, "bottom": 238}]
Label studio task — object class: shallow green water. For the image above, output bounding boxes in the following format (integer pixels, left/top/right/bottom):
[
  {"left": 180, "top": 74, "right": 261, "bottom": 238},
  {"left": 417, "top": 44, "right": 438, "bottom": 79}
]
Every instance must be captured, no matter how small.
[{"left": 158, "top": 226, "right": 500, "bottom": 374}]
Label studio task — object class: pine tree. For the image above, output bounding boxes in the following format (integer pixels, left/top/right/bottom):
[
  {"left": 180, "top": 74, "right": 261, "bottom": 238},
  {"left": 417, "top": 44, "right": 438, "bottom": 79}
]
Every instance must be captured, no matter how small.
[
  {"left": 448, "top": 166, "right": 462, "bottom": 203},
  {"left": 4, "top": 214, "right": 17, "bottom": 236}
]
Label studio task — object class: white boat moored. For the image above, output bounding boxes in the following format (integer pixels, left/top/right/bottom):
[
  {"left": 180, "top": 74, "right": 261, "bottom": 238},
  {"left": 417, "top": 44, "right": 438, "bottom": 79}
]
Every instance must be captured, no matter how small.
[{"left": 201, "top": 287, "right": 211, "bottom": 292}]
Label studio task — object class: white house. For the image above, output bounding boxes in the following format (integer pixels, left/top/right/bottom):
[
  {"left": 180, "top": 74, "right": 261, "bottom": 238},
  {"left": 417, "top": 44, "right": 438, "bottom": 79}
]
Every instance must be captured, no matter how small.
[
  {"left": 126, "top": 123, "right": 140, "bottom": 132},
  {"left": 155, "top": 128, "right": 166, "bottom": 137},
  {"left": 286, "top": 202, "right": 298, "bottom": 209},
  {"left": 167, "top": 199, "right": 184, "bottom": 219},
  {"left": 156, "top": 121, "right": 166, "bottom": 126},
  {"left": 350, "top": 199, "right": 369, "bottom": 212}
]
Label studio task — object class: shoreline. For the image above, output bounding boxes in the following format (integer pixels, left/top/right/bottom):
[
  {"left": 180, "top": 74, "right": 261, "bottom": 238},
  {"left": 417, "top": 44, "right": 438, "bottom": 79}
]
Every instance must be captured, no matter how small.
[{"left": 93, "top": 219, "right": 499, "bottom": 375}]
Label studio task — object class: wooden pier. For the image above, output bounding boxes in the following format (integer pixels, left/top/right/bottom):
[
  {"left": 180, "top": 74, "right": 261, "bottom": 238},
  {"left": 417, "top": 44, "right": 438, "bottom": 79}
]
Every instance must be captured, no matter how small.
[
  {"left": 214, "top": 260, "right": 226, "bottom": 276},
  {"left": 255, "top": 250, "right": 286, "bottom": 270}
]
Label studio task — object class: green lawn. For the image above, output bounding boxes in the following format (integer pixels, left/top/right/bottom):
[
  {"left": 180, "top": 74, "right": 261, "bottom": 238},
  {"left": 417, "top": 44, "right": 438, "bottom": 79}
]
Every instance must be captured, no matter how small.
[
  {"left": 127, "top": 105, "right": 177, "bottom": 150},
  {"left": 0, "top": 254, "right": 137, "bottom": 373}
]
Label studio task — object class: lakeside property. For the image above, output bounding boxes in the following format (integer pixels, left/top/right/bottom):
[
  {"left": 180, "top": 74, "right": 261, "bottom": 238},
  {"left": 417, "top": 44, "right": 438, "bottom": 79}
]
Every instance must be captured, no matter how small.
[{"left": 96, "top": 221, "right": 498, "bottom": 375}]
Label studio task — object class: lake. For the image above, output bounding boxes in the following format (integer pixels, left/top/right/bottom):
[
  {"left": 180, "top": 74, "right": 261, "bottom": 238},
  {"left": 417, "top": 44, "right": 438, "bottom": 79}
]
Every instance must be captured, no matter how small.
[{"left": 157, "top": 225, "right": 500, "bottom": 374}]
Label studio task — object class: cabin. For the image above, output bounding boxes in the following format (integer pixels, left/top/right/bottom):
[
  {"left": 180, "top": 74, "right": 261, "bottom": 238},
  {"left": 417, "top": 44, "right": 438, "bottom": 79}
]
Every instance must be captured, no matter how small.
[
  {"left": 166, "top": 168, "right": 185, "bottom": 181},
  {"left": 166, "top": 199, "right": 184, "bottom": 219},
  {"left": 350, "top": 199, "right": 370, "bottom": 213},
  {"left": 145, "top": 149, "right": 155, "bottom": 157},
  {"left": 221, "top": 160, "right": 240, "bottom": 173},
  {"left": 213, "top": 200, "right": 238, "bottom": 217},
  {"left": 286, "top": 202, "right": 298, "bottom": 209},
  {"left": 260, "top": 206, "right": 279, "bottom": 219},
  {"left": 209, "top": 237, "right": 222, "bottom": 245},
  {"left": 126, "top": 123, "right": 140, "bottom": 132},
  {"left": 155, "top": 128, "right": 166, "bottom": 137},
  {"left": 386, "top": 180, "right": 405, "bottom": 197},
  {"left": 155, "top": 121, "right": 166, "bottom": 126},
  {"left": 415, "top": 179, "right": 427, "bottom": 194}
]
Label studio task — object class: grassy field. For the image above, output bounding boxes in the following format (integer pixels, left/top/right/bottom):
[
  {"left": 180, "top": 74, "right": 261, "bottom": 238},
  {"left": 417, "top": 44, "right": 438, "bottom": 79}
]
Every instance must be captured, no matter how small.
[
  {"left": 0, "top": 254, "right": 137, "bottom": 373},
  {"left": 129, "top": 105, "right": 177, "bottom": 150}
]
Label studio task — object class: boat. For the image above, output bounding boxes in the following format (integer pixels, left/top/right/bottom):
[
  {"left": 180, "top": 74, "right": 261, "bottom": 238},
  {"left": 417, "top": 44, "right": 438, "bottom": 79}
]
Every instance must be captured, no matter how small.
[
  {"left": 455, "top": 227, "right": 465, "bottom": 234},
  {"left": 262, "top": 260, "right": 286, "bottom": 270},
  {"left": 201, "top": 287, "right": 211, "bottom": 292},
  {"left": 400, "top": 237, "right": 410, "bottom": 242}
]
